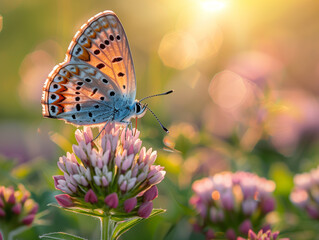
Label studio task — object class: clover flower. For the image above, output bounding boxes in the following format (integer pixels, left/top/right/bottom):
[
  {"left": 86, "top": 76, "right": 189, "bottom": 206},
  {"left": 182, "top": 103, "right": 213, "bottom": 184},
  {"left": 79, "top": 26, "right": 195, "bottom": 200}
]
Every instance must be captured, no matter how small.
[
  {"left": 190, "top": 171, "right": 276, "bottom": 240},
  {"left": 237, "top": 229, "right": 290, "bottom": 240},
  {"left": 0, "top": 185, "right": 38, "bottom": 239},
  {"left": 54, "top": 123, "right": 166, "bottom": 219},
  {"left": 290, "top": 165, "right": 319, "bottom": 219}
]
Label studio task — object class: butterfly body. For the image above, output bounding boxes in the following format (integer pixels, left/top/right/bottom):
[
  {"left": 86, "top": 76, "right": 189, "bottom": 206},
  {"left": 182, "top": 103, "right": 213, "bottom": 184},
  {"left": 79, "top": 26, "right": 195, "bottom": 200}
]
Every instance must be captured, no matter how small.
[{"left": 41, "top": 11, "right": 146, "bottom": 126}]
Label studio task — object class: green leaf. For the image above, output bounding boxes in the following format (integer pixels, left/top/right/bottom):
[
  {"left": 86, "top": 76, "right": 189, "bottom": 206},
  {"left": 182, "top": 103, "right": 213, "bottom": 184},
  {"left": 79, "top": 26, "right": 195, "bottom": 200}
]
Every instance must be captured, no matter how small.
[
  {"left": 48, "top": 203, "right": 105, "bottom": 217},
  {"left": 112, "top": 208, "right": 166, "bottom": 239},
  {"left": 39, "top": 232, "right": 87, "bottom": 240},
  {"left": 269, "top": 162, "right": 294, "bottom": 195}
]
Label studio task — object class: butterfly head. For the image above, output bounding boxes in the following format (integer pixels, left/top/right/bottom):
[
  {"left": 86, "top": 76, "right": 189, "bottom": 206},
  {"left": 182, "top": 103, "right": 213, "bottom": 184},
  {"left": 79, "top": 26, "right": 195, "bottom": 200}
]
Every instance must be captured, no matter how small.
[{"left": 133, "top": 101, "right": 147, "bottom": 118}]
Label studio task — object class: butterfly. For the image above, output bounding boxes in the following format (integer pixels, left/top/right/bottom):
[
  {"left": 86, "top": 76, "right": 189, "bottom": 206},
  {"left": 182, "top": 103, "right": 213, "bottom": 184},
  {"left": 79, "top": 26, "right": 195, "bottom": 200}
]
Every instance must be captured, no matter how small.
[{"left": 41, "top": 10, "right": 172, "bottom": 131}]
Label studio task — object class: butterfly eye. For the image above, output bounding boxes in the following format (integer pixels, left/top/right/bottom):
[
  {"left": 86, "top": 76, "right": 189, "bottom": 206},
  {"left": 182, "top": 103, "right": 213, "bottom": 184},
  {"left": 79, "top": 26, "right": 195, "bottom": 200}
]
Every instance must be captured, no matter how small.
[{"left": 135, "top": 103, "right": 141, "bottom": 113}]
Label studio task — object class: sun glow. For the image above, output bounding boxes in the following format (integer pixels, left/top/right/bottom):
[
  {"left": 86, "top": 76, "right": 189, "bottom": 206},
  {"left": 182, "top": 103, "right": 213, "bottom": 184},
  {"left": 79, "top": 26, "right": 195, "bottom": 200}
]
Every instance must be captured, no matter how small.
[{"left": 200, "top": 0, "right": 227, "bottom": 12}]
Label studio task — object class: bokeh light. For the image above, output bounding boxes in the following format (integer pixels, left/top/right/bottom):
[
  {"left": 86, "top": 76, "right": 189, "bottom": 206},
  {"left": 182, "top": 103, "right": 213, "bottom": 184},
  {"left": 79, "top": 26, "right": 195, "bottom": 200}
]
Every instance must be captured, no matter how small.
[
  {"left": 158, "top": 31, "right": 198, "bottom": 70},
  {"left": 209, "top": 71, "right": 249, "bottom": 111}
]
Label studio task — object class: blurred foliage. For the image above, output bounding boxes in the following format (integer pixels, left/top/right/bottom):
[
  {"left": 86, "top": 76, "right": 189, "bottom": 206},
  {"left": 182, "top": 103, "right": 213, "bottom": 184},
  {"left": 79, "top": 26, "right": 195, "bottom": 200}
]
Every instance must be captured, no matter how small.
[{"left": 1, "top": 0, "right": 319, "bottom": 239}]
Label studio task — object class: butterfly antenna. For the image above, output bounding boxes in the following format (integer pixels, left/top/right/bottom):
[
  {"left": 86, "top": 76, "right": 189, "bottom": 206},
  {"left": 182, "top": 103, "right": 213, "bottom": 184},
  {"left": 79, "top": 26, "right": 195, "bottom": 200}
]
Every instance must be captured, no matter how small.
[
  {"left": 144, "top": 105, "right": 169, "bottom": 133},
  {"left": 140, "top": 90, "right": 174, "bottom": 102}
]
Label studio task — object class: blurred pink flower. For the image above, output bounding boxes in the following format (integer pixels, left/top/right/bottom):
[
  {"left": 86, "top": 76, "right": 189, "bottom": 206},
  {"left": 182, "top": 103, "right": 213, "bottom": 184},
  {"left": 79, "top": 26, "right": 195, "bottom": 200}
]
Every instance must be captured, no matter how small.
[
  {"left": 190, "top": 171, "right": 276, "bottom": 239},
  {"left": 0, "top": 185, "right": 38, "bottom": 233},
  {"left": 228, "top": 51, "right": 282, "bottom": 88},
  {"left": 290, "top": 165, "right": 319, "bottom": 219},
  {"left": 266, "top": 90, "right": 319, "bottom": 155},
  {"left": 237, "top": 229, "right": 290, "bottom": 240}
]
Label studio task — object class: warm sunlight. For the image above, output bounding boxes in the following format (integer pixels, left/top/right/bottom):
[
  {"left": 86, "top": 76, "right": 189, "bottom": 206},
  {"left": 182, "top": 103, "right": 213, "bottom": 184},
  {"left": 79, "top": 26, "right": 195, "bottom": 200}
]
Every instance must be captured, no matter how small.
[{"left": 199, "top": 0, "right": 227, "bottom": 12}]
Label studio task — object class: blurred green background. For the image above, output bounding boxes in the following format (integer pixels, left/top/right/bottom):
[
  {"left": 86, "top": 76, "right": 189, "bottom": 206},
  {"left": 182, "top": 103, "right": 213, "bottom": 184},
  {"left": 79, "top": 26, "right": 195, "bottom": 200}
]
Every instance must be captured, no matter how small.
[{"left": 1, "top": 0, "right": 319, "bottom": 239}]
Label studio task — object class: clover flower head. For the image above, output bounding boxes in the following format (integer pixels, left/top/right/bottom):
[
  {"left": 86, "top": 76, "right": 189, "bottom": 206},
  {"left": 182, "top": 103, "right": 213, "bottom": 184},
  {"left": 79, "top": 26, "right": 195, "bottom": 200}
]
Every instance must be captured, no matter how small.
[
  {"left": 54, "top": 124, "right": 166, "bottom": 219},
  {"left": 190, "top": 171, "right": 276, "bottom": 239},
  {"left": 290, "top": 165, "right": 319, "bottom": 219},
  {"left": 237, "top": 229, "right": 290, "bottom": 240},
  {"left": 0, "top": 185, "right": 38, "bottom": 232}
]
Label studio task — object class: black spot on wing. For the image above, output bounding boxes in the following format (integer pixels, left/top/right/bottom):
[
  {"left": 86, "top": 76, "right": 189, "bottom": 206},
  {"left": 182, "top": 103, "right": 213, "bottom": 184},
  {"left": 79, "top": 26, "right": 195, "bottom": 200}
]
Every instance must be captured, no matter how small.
[{"left": 112, "top": 57, "right": 123, "bottom": 63}]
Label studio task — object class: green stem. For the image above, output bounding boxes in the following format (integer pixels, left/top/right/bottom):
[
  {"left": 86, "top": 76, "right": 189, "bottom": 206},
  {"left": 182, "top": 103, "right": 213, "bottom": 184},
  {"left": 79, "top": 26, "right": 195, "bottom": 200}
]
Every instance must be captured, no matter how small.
[
  {"left": 100, "top": 215, "right": 114, "bottom": 240},
  {"left": 0, "top": 226, "right": 9, "bottom": 240}
]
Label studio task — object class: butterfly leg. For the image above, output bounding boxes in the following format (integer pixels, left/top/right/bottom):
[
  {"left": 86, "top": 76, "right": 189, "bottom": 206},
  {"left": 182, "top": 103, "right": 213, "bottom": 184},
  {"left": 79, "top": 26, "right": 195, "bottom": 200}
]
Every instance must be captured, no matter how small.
[
  {"left": 120, "top": 120, "right": 133, "bottom": 139},
  {"left": 92, "top": 120, "right": 110, "bottom": 142}
]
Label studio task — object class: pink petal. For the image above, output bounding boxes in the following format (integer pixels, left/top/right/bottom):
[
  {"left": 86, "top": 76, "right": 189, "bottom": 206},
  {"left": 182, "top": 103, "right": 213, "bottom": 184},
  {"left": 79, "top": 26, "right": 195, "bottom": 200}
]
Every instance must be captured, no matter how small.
[
  {"left": 104, "top": 193, "right": 119, "bottom": 208},
  {"left": 239, "top": 219, "right": 252, "bottom": 235},
  {"left": 8, "top": 192, "right": 16, "bottom": 204},
  {"left": 22, "top": 214, "right": 35, "bottom": 225},
  {"left": 143, "top": 185, "right": 158, "bottom": 202},
  {"left": 138, "top": 201, "right": 153, "bottom": 218},
  {"left": 124, "top": 197, "right": 137, "bottom": 213},
  {"left": 12, "top": 203, "right": 22, "bottom": 215},
  {"left": 55, "top": 194, "right": 75, "bottom": 207},
  {"left": 84, "top": 189, "right": 98, "bottom": 204}
]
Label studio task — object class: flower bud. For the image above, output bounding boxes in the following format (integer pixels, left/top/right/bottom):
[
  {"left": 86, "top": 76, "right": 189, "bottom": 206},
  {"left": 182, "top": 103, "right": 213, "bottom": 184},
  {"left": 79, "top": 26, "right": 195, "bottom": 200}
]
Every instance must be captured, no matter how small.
[
  {"left": 8, "top": 192, "right": 16, "bottom": 204},
  {"left": 12, "top": 203, "right": 22, "bottom": 215},
  {"left": 22, "top": 214, "right": 35, "bottom": 225},
  {"left": 29, "top": 204, "right": 39, "bottom": 214},
  {"left": 306, "top": 204, "right": 319, "bottom": 219},
  {"left": 239, "top": 219, "right": 252, "bottom": 235},
  {"left": 242, "top": 199, "right": 258, "bottom": 215},
  {"left": 84, "top": 189, "right": 98, "bottom": 204},
  {"left": 206, "top": 229, "right": 215, "bottom": 239},
  {"left": 148, "top": 170, "right": 166, "bottom": 185},
  {"left": 138, "top": 201, "right": 153, "bottom": 218},
  {"left": 226, "top": 228, "right": 236, "bottom": 240},
  {"left": 143, "top": 185, "right": 158, "bottom": 202},
  {"left": 21, "top": 194, "right": 29, "bottom": 204},
  {"left": 104, "top": 193, "right": 119, "bottom": 208},
  {"left": 55, "top": 194, "right": 75, "bottom": 207},
  {"left": 272, "top": 231, "right": 280, "bottom": 240},
  {"left": 124, "top": 197, "right": 137, "bottom": 213},
  {"left": 248, "top": 229, "right": 257, "bottom": 240},
  {"left": 261, "top": 197, "right": 276, "bottom": 214},
  {"left": 221, "top": 190, "right": 234, "bottom": 211}
]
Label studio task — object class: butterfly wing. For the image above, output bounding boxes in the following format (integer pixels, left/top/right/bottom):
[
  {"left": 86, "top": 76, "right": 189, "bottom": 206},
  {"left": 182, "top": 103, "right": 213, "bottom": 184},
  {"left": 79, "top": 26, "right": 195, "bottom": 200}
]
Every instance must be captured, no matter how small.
[{"left": 42, "top": 11, "right": 136, "bottom": 125}]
